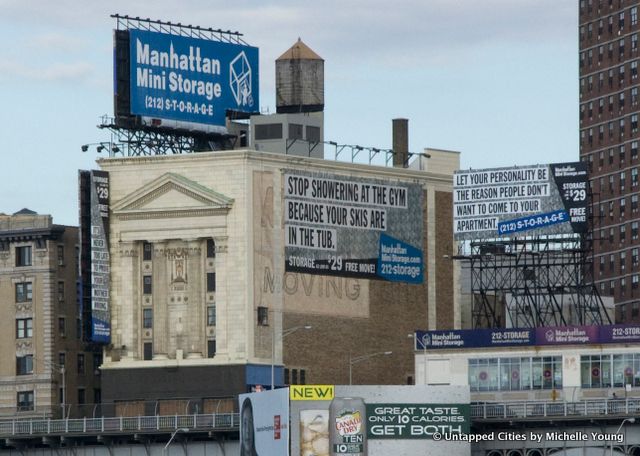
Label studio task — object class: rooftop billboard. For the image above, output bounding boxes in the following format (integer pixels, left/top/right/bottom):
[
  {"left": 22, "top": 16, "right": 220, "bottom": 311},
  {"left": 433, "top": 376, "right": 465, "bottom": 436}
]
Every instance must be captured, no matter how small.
[
  {"left": 453, "top": 162, "right": 588, "bottom": 240},
  {"left": 114, "top": 28, "right": 259, "bottom": 132}
]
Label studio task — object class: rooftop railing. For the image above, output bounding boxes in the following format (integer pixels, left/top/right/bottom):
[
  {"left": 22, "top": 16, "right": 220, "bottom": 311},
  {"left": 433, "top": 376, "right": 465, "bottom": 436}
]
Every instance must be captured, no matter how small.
[
  {"left": 472, "top": 397, "right": 640, "bottom": 421},
  {"left": 0, "top": 413, "right": 239, "bottom": 438}
]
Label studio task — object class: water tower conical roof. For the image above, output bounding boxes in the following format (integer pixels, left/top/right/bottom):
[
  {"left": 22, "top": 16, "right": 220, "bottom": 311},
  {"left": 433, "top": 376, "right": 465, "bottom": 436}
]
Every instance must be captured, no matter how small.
[{"left": 276, "top": 38, "right": 323, "bottom": 61}]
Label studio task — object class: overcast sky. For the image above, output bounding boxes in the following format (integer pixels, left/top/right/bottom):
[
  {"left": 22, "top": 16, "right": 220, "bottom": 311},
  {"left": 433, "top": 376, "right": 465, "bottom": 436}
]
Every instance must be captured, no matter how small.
[{"left": 0, "top": 0, "right": 577, "bottom": 225}]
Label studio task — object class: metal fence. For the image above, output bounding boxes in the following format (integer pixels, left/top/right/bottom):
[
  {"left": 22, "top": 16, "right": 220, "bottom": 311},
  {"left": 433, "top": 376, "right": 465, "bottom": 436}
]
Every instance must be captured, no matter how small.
[
  {"left": 0, "top": 413, "right": 239, "bottom": 437},
  {"left": 472, "top": 398, "right": 640, "bottom": 420},
  {"left": 0, "top": 398, "right": 238, "bottom": 421}
]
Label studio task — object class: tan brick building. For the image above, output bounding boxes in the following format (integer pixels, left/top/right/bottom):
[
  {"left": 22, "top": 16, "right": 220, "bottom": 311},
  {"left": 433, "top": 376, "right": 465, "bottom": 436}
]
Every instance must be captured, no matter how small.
[
  {"left": 97, "top": 148, "right": 459, "bottom": 408},
  {"left": 0, "top": 210, "right": 100, "bottom": 417}
]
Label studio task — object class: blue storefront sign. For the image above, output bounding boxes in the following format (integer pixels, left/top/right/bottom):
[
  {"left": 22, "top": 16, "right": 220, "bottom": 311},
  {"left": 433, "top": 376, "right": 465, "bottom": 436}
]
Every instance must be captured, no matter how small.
[
  {"left": 128, "top": 29, "right": 259, "bottom": 127},
  {"left": 415, "top": 325, "right": 640, "bottom": 350}
]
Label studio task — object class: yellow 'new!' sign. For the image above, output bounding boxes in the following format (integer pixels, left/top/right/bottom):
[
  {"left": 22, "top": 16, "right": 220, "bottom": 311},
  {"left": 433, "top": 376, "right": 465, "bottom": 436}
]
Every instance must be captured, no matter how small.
[{"left": 290, "top": 385, "right": 335, "bottom": 400}]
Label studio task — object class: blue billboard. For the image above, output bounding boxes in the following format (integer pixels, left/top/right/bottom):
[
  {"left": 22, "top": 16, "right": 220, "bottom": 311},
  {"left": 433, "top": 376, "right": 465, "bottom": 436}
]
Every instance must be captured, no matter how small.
[{"left": 127, "top": 29, "right": 259, "bottom": 128}]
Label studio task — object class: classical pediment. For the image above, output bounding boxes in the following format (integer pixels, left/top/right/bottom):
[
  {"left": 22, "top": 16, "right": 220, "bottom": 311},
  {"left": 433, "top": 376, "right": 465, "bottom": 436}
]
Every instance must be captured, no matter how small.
[{"left": 112, "top": 173, "right": 233, "bottom": 219}]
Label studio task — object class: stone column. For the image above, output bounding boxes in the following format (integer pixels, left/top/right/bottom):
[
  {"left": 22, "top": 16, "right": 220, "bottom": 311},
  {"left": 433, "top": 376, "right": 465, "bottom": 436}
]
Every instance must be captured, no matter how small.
[
  {"left": 117, "top": 241, "right": 139, "bottom": 360},
  {"left": 153, "top": 242, "right": 169, "bottom": 359},
  {"left": 213, "top": 236, "right": 229, "bottom": 361},
  {"left": 186, "top": 239, "right": 203, "bottom": 358}
]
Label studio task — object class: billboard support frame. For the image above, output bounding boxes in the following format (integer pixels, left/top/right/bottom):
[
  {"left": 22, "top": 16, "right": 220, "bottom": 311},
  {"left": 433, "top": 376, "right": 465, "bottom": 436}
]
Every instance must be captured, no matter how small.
[
  {"left": 455, "top": 233, "right": 611, "bottom": 329},
  {"left": 112, "top": 14, "right": 247, "bottom": 45},
  {"left": 96, "top": 115, "right": 237, "bottom": 156}
]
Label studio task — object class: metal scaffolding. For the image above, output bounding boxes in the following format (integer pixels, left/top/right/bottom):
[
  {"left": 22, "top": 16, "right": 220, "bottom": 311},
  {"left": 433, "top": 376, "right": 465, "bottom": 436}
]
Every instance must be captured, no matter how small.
[{"left": 457, "top": 234, "right": 611, "bottom": 329}]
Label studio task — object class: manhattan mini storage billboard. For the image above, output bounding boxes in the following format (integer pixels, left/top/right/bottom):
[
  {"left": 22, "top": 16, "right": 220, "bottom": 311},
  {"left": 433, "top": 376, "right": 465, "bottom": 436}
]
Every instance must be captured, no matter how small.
[
  {"left": 115, "top": 28, "right": 259, "bottom": 130},
  {"left": 79, "top": 170, "right": 111, "bottom": 343},
  {"left": 284, "top": 171, "right": 424, "bottom": 284},
  {"left": 415, "top": 324, "right": 640, "bottom": 350},
  {"left": 453, "top": 162, "right": 588, "bottom": 240}
]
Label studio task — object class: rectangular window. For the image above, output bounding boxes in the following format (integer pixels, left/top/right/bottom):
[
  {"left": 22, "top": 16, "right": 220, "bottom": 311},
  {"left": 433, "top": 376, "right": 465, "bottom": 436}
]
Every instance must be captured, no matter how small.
[
  {"left": 16, "top": 318, "right": 32, "bottom": 339},
  {"left": 143, "top": 276, "right": 152, "bottom": 295},
  {"left": 143, "top": 242, "right": 152, "bottom": 261},
  {"left": 16, "top": 355, "right": 33, "bottom": 375},
  {"left": 17, "top": 391, "right": 34, "bottom": 411},
  {"left": 289, "top": 123, "right": 304, "bottom": 140},
  {"left": 206, "top": 239, "right": 216, "bottom": 258},
  {"left": 207, "top": 305, "right": 216, "bottom": 326},
  {"left": 77, "top": 388, "right": 86, "bottom": 405},
  {"left": 207, "top": 272, "right": 216, "bottom": 292},
  {"left": 468, "top": 357, "right": 561, "bottom": 391},
  {"left": 633, "top": 303, "right": 639, "bottom": 317},
  {"left": 58, "top": 281, "right": 65, "bottom": 302},
  {"left": 143, "top": 308, "right": 153, "bottom": 329},
  {"left": 58, "top": 317, "right": 66, "bottom": 337},
  {"left": 93, "top": 353, "right": 103, "bottom": 374},
  {"left": 207, "top": 339, "right": 216, "bottom": 358},
  {"left": 59, "top": 352, "right": 66, "bottom": 368},
  {"left": 77, "top": 354, "right": 85, "bottom": 375},
  {"left": 255, "top": 123, "right": 283, "bottom": 140},
  {"left": 15, "top": 282, "right": 32, "bottom": 302},
  {"left": 143, "top": 342, "right": 153, "bottom": 360},
  {"left": 306, "top": 126, "right": 321, "bottom": 143},
  {"left": 57, "top": 245, "right": 64, "bottom": 266},
  {"left": 16, "top": 246, "right": 32, "bottom": 267},
  {"left": 257, "top": 306, "right": 269, "bottom": 326}
]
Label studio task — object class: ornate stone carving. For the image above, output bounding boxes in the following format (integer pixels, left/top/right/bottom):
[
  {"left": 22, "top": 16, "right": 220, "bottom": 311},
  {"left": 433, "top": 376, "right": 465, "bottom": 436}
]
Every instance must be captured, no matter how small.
[
  {"left": 15, "top": 341, "right": 32, "bottom": 354},
  {"left": 214, "top": 236, "right": 229, "bottom": 254},
  {"left": 16, "top": 302, "right": 33, "bottom": 313}
]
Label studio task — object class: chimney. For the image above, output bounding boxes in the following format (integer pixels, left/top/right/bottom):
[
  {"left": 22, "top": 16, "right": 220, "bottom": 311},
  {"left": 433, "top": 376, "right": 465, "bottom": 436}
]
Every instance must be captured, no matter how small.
[{"left": 392, "top": 118, "right": 409, "bottom": 168}]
